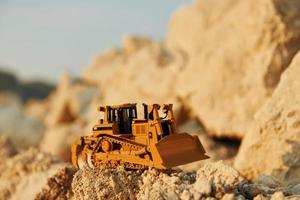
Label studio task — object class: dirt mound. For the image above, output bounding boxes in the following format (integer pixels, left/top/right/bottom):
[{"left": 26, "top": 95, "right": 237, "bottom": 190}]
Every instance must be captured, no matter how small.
[
  {"left": 69, "top": 161, "right": 300, "bottom": 199},
  {"left": 0, "top": 148, "right": 66, "bottom": 200},
  {"left": 71, "top": 162, "right": 246, "bottom": 200},
  {"left": 234, "top": 51, "right": 300, "bottom": 185},
  {"left": 35, "top": 166, "right": 77, "bottom": 200},
  {"left": 0, "top": 152, "right": 299, "bottom": 199}
]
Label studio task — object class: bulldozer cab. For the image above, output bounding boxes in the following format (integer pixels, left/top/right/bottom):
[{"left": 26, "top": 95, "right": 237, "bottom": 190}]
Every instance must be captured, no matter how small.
[
  {"left": 98, "top": 103, "right": 176, "bottom": 137},
  {"left": 105, "top": 104, "right": 137, "bottom": 134}
]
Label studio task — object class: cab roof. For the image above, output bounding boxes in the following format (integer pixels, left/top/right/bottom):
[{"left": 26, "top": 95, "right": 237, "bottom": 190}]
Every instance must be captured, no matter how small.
[{"left": 98, "top": 103, "right": 137, "bottom": 111}]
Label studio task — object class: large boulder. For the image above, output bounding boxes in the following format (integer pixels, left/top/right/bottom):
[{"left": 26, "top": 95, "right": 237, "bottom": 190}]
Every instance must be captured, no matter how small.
[
  {"left": 234, "top": 51, "right": 300, "bottom": 185},
  {"left": 166, "top": 0, "right": 300, "bottom": 138}
]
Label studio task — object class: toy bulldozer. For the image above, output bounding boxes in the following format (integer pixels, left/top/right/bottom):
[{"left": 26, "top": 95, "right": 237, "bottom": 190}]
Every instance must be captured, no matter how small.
[{"left": 71, "top": 103, "right": 209, "bottom": 169}]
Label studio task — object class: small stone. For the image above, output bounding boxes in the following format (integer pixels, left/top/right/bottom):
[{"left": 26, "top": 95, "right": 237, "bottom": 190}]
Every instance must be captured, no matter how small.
[
  {"left": 270, "top": 192, "right": 285, "bottom": 200},
  {"left": 193, "top": 179, "right": 212, "bottom": 197},
  {"left": 222, "top": 193, "right": 236, "bottom": 200},
  {"left": 253, "top": 194, "right": 269, "bottom": 200},
  {"left": 180, "top": 189, "right": 192, "bottom": 200}
]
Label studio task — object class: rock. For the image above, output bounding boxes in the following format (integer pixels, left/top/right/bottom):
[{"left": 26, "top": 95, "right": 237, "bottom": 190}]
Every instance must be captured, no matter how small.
[
  {"left": 72, "top": 167, "right": 139, "bottom": 200},
  {"left": 270, "top": 192, "right": 285, "bottom": 200},
  {"left": 0, "top": 148, "right": 66, "bottom": 200},
  {"left": 138, "top": 161, "right": 245, "bottom": 200},
  {"left": 0, "top": 135, "right": 17, "bottom": 161},
  {"left": 239, "top": 182, "right": 277, "bottom": 199},
  {"left": 40, "top": 74, "right": 97, "bottom": 161},
  {"left": 255, "top": 176, "right": 282, "bottom": 189},
  {"left": 0, "top": 148, "right": 59, "bottom": 178},
  {"left": 193, "top": 179, "right": 213, "bottom": 198},
  {"left": 122, "top": 36, "right": 153, "bottom": 54},
  {"left": 35, "top": 166, "right": 77, "bottom": 200},
  {"left": 137, "top": 169, "right": 195, "bottom": 200},
  {"left": 70, "top": 162, "right": 248, "bottom": 200},
  {"left": 197, "top": 161, "right": 245, "bottom": 193},
  {"left": 254, "top": 194, "right": 269, "bottom": 200},
  {"left": 82, "top": 36, "right": 187, "bottom": 123},
  {"left": 221, "top": 193, "right": 245, "bottom": 200},
  {"left": 166, "top": 0, "right": 300, "bottom": 139},
  {"left": 39, "top": 124, "right": 85, "bottom": 161},
  {"left": 0, "top": 93, "right": 44, "bottom": 149},
  {"left": 44, "top": 74, "right": 76, "bottom": 126},
  {"left": 37, "top": 161, "right": 284, "bottom": 199},
  {"left": 24, "top": 99, "right": 50, "bottom": 122},
  {"left": 234, "top": 51, "right": 300, "bottom": 185},
  {"left": 45, "top": 73, "right": 97, "bottom": 127},
  {"left": 40, "top": 75, "right": 99, "bottom": 158},
  {"left": 290, "top": 184, "right": 300, "bottom": 195},
  {"left": 238, "top": 175, "right": 300, "bottom": 199}
]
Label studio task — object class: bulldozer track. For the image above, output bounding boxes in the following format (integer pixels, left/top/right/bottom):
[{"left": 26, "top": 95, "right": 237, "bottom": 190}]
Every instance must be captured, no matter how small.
[
  {"left": 88, "top": 134, "right": 148, "bottom": 169},
  {"left": 101, "top": 135, "right": 145, "bottom": 151},
  {"left": 93, "top": 160, "right": 147, "bottom": 170}
]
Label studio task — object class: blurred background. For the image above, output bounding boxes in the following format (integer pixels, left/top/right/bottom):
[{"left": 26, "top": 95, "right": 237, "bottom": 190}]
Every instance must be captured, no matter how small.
[{"left": 0, "top": 0, "right": 190, "bottom": 82}]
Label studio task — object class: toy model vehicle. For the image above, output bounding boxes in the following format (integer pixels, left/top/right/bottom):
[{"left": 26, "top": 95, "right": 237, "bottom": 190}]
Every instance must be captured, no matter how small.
[{"left": 71, "top": 103, "right": 209, "bottom": 169}]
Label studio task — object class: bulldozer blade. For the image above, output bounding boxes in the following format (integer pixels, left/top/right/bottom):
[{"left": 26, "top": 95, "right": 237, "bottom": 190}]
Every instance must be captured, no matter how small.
[{"left": 155, "top": 133, "right": 209, "bottom": 168}]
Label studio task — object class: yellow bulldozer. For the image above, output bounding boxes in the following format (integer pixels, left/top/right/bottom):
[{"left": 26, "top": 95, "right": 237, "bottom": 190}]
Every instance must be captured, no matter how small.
[{"left": 71, "top": 103, "right": 209, "bottom": 169}]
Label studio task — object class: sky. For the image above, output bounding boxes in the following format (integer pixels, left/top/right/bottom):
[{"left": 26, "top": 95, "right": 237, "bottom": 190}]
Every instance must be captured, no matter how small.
[{"left": 0, "top": 0, "right": 191, "bottom": 82}]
